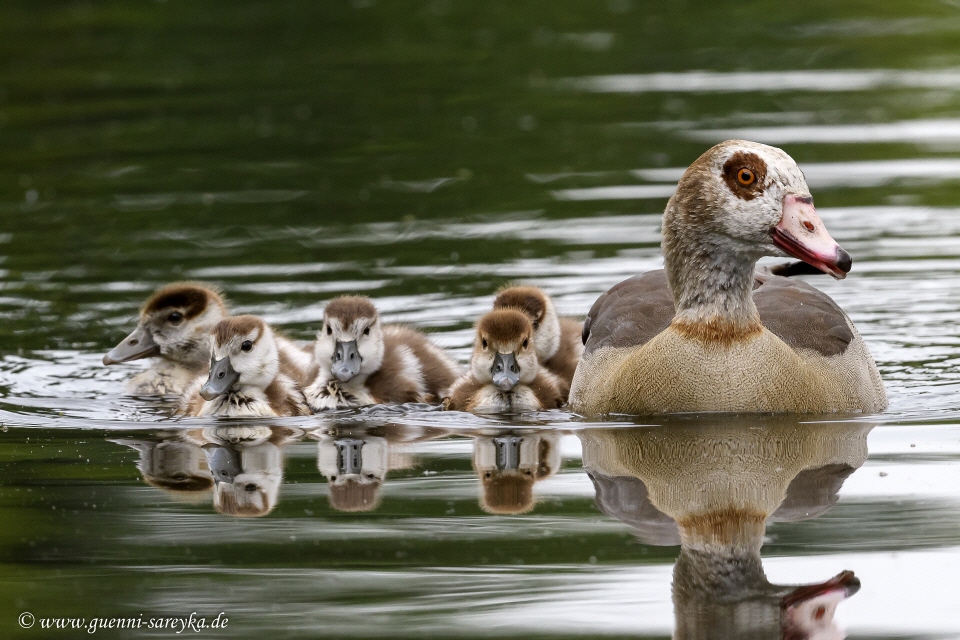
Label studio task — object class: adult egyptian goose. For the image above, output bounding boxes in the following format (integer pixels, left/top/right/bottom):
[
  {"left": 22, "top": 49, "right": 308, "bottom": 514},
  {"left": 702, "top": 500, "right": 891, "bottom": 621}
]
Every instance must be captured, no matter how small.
[
  {"left": 571, "top": 140, "right": 886, "bottom": 415},
  {"left": 581, "top": 419, "right": 870, "bottom": 637},
  {"left": 492, "top": 286, "right": 583, "bottom": 399},
  {"left": 103, "top": 282, "right": 227, "bottom": 395},
  {"left": 177, "top": 315, "right": 311, "bottom": 417},
  {"left": 444, "top": 309, "right": 565, "bottom": 412},
  {"left": 304, "top": 296, "right": 460, "bottom": 410}
]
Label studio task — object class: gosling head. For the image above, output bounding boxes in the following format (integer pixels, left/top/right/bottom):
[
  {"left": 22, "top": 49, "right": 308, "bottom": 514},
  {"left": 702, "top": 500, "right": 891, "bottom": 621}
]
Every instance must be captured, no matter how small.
[
  {"left": 472, "top": 309, "right": 539, "bottom": 392},
  {"left": 315, "top": 296, "right": 385, "bottom": 383},
  {"left": 664, "top": 140, "right": 850, "bottom": 279},
  {"left": 199, "top": 316, "right": 279, "bottom": 401},
  {"left": 104, "top": 282, "right": 227, "bottom": 368},
  {"left": 492, "top": 286, "right": 561, "bottom": 362}
]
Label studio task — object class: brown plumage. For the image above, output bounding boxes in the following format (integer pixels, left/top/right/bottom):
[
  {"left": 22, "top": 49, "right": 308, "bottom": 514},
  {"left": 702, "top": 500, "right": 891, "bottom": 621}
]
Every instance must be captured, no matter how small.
[
  {"left": 367, "top": 326, "right": 457, "bottom": 403},
  {"left": 144, "top": 282, "right": 225, "bottom": 320}
]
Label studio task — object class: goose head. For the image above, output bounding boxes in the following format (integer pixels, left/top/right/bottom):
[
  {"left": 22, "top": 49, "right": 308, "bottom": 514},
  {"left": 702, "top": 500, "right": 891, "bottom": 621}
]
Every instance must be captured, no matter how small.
[
  {"left": 199, "top": 315, "right": 279, "bottom": 400},
  {"left": 472, "top": 309, "right": 540, "bottom": 392},
  {"left": 104, "top": 282, "right": 227, "bottom": 368},
  {"left": 663, "top": 140, "right": 850, "bottom": 280},
  {"left": 315, "top": 296, "right": 385, "bottom": 384},
  {"left": 492, "top": 286, "right": 561, "bottom": 362}
]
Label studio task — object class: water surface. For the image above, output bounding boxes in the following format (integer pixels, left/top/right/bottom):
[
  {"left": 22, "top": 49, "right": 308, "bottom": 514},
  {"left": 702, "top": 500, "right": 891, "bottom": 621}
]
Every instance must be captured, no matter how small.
[{"left": 4, "top": 1, "right": 960, "bottom": 637}]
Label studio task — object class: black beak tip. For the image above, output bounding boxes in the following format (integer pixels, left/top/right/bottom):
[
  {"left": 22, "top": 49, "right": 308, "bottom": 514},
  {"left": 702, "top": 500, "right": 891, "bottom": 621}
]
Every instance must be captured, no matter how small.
[{"left": 836, "top": 247, "right": 852, "bottom": 274}]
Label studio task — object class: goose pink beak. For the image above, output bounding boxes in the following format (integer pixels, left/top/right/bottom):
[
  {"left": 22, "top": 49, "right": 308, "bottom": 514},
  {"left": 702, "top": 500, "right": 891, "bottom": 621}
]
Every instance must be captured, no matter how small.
[{"left": 771, "top": 194, "right": 851, "bottom": 279}]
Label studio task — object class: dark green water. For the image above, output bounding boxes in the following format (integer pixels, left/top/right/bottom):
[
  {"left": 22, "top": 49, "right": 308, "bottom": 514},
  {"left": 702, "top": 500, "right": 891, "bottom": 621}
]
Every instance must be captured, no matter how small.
[{"left": 4, "top": 1, "right": 960, "bottom": 637}]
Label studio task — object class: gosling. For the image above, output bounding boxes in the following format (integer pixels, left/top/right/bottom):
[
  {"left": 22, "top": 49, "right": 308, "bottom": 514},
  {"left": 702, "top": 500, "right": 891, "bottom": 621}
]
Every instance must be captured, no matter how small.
[
  {"left": 492, "top": 286, "right": 582, "bottom": 399},
  {"left": 444, "top": 308, "right": 565, "bottom": 412},
  {"left": 304, "top": 296, "right": 460, "bottom": 410},
  {"left": 177, "top": 315, "right": 311, "bottom": 417},
  {"left": 103, "top": 282, "right": 227, "bottom": 395}
]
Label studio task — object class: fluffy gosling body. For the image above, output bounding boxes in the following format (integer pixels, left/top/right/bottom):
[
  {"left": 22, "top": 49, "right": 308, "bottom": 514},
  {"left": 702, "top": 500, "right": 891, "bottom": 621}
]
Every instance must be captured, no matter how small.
[
  {"left": 104, "top": 282, "right": 227, "bottom": 395},
  {"left": 492, "top": 286, "right": 583, "bottom": 399},
  {"left": 177, "top": 315, "right": 310, "bottom": 417},
  {"left": 444, "top": 309, "right": 565, "bottom": 412},
  {"left": 305, "top": 296, "right": 460, "bottom": 410}
]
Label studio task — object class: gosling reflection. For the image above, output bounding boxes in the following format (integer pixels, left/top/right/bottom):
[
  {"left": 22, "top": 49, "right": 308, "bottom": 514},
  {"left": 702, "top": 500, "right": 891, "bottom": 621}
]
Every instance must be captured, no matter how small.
[
  {"left": 313, "top": 424, "right": 447, "bottom": 512},
  {"left": 112, "top": 435, "right": 213, "bottom": 502},
  {"left": 581, "top": 419, "right": 871, "bottom": 639},
  {"left": 473, "top": 430, "right": 561, "bottom": 514},
  {"left": 186, "top": 426, "right": 304, "bottom": 517},
  {"left": 118, "top": 426, "right": 303, "bottom": 517}
]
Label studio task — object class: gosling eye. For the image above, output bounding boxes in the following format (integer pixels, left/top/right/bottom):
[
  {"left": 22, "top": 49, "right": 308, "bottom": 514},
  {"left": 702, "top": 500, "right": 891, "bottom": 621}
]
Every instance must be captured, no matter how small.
[
  {"left": 167, "top": 311, "right": 183, "bottom": 324},
  {"left": 241, "top": 340, "right": 253, "bottom": 352},
  {"left": 522, "top": 338, "right": 529, "bottom": 349},
  {"left": 363, "top": 326, "right": 370, "bottom": 336},
  {"left": 532, "top": 321, "right": 540, "bottom": 330},
  {"left": 481, "top": 338, "right": 488, "bottom": 349},
  {"left": 326, "top": 326, "right": 332, "bottom": 335},
  {"left": 244, "top": 483, "right": 258, "bottom": 493}
]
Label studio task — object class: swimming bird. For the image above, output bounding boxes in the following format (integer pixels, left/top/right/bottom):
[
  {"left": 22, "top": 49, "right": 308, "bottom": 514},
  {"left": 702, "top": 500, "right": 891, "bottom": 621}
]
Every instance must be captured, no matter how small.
[
  {"left": 492, "top": 286, "right": 583, "bottom": 399},
  {"left": 103, "top": 282, "right": 227, "bottom": 395},
  {"left": 304, "top": 296, "right": 460, "bottom": 410},
  {"left": 571, "top": 140, "right": 887, "bottom": 414},
  {"left": 444, "top": 309, "right": 565, "bottom": 412},
  {"left": 177, "top": 315, "right": 311, "bottom": 417}
]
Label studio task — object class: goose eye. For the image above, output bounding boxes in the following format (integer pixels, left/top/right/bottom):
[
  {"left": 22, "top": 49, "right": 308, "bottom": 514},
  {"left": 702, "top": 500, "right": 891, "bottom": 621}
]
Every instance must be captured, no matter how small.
[
  {"left": 363, "top": 327, "right": 370, "bottom": 336},
  {"left": 481, "top": 338, "right": 488, "bottom": 349},
  {"left": 241, "top": 340, "right": 253, "bottom": 352},
  {"left": 326, "top": 326, "right": 332, "bottom": 335},
  {"left": 244, "top": 483, "right": 258, "bottom": 493},
  {"left": 737, "top": 167, "right": 756, "bottom": 186},
  {"left": 167, "top": 311, "right": 183, "bottom": 324}
]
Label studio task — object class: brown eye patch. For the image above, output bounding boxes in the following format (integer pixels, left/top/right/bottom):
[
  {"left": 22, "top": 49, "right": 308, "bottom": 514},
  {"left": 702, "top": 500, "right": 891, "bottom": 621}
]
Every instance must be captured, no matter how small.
[{"left": 722, "top": 152, "right": 767, "bottom": 201}]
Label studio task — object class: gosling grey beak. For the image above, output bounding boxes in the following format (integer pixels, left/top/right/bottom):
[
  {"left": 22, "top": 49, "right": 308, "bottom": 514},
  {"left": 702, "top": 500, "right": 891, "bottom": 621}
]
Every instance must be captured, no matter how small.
[
  {"left": 103, "top": 325, "right": 160, "bottom": 365},
  {"left": 335, "top": 438, "right": 365, "bottom": 475},
  {"left": 332, "top": 340, "right": 361, "bottom": 382},
  {"left": 203, "top": 445, "right": 242, "bottom": 484},
  {"left": 493, "top": 436, "right": 523, "bottom": 470},
  {"left": 200, "top": 356, "right": 239, "bottom": 400},
  {"left": 492, "top": 352, "right": 520, "bottom": 392}
]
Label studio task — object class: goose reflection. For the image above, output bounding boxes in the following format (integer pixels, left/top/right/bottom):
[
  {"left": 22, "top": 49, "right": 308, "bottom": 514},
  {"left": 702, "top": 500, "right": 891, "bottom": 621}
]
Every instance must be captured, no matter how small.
[
  {"left": 472, "top": 430, "right": 562, "bottom": 514},
  {"left": 580, "top": 418, "right": 871, "bottom": 639},
  {"left": 313, "top": 423, "right": 448, "bottom": 512}
]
